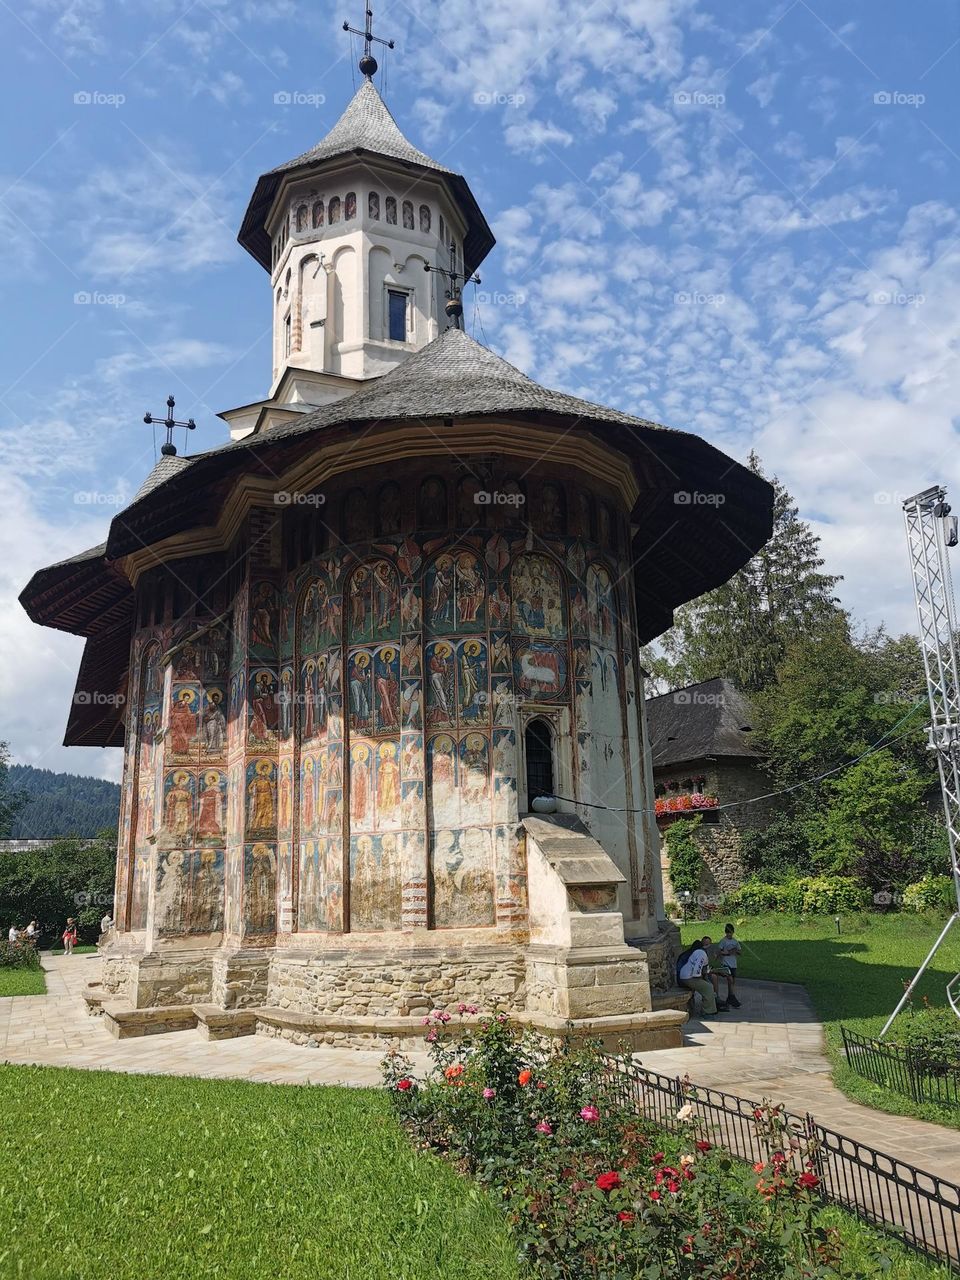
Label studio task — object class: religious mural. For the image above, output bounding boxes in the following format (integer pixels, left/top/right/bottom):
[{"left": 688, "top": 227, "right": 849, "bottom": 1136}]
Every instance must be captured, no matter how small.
[{"left": 118, "top": 470, "right": 644, "bottom": 944}]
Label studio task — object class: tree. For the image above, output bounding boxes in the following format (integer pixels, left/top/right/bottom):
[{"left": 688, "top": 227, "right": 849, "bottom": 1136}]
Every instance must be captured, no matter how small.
[
  {"left": 0, "top": 830, "right": 116, "bottom": 943},
  {"left": 0, "top": 742, "right": 25, "bottom": 840},
  {"left": 644, "top": 454, "right": 843, "bottom": 693}
]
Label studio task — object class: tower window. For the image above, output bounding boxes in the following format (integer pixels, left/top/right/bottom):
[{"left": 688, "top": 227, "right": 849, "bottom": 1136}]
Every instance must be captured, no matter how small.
[
  {"left": 385, "top": 196, "right": 397, "bottom": 225},
  {"left": 402, "top": 200, "right": 414, "bottom": 230},
  {"left": 419, "top": 204, "right": 431, "bottom": 233},
  {"left": 345, "top": 192, "right": 357, "bottom": 220},
  {"left": 387, "top": 290, "right": 407, "bottom": 342},
  {"left": 525, "top": 719, "right": 554, "bottom": 805},
  {"left": 295, "top": 204, "right": 308, "bottom": 232},
  {"left": 312, "top": 200, "right": 324, "bottom": 228},
  {"left": 329, "top": 196, "right": 341, "bottom": 224},
  {"left": 284, "top": 311, "right": 292, "bottom": 356},
  {"left": 368, "top": 191, "right": 380, "bottom": 220}
]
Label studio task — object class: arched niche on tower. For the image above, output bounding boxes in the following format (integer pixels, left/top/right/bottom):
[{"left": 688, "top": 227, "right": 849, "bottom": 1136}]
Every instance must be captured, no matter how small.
[{"left": 331, "top": 244, "right": 356, "bottom": 357}]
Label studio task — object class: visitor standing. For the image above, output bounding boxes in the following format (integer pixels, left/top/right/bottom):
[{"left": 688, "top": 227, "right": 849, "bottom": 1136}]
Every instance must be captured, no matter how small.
[
  {"left": 717, "top": 923, "right": 742, "bottom": 1007},
  {"left": 7, "top": 923, "right": 19, "bottom": 944},
  {"left": 62, "top": 918, "right": 78, "bottom": 956},
  {"left": 100, "top": 913, "right": 114, "bottom": 937},
  {"left": 25, "top": 920, "right": 38, "bottom": 944}
]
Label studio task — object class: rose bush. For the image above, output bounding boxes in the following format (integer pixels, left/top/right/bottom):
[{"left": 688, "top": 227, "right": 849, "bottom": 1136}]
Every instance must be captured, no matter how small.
[{"left": 383, "top": 1013, "right": 877, "bottom": 1279}]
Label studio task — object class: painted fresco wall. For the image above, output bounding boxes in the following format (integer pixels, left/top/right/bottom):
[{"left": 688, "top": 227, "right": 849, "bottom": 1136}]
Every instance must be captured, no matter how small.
[{"left": 115, "top": 463, "right": 653, "bottom": 944}]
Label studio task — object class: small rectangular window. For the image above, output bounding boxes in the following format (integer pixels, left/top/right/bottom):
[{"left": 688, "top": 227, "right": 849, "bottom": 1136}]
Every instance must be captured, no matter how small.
[
  {"left": 388, "top": 290, "right": 407, "bottom": 342},
  {"left": 284, "top": 312, "right": 292, "bottom": 356}
]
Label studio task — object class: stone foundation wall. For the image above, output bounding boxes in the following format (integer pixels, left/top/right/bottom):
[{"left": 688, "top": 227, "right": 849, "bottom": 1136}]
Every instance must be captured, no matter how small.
[
  {"left": 266, "top": 947, "right": 527, "bottom": 1018},
  {"left": 211, "top": 950, "right": 271, "bottom": 1009},
  {"left": 102, "top": 949, "right": 214, "bottom": 1008},
  {"left": 658, "top": 760, "right": 778, "bottom": 900},
  {"left": 629, "top": 924, "right": 681, "bottom": 992}
]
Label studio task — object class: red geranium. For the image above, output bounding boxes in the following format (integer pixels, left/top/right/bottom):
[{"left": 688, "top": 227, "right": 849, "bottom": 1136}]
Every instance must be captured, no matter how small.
[
  {"left": 518, "top": 1069, "right": 532, "bottom": 1086},
  {"left": 617, "top": 1211, "right": 634, "bottom": 1224},
  {"left": 595, "top": 1171, "right": 622, "bottom": 1193},
  {"left": 396, "top": 1078, "right": 413, "bottom": 1091}
]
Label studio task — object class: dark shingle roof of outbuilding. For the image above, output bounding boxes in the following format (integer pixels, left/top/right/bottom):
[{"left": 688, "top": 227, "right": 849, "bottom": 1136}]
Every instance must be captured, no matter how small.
[
  {"left": 238, "top": 80, "right": 495, "bottom": 277},
  {"left": 645, "top": 678, "right": 760, "bottom": 769}
]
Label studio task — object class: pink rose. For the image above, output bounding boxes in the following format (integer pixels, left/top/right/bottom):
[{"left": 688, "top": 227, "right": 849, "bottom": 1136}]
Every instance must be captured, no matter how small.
[
  {"left": 579, "top": 1105, "right": 600, "bottom": 1123},
  {"left": 483, "top": 1087, "right": 496, "bottom": 1100},
  {"left": 535, "top": 1120, "right": 552, "bottom": 1135}
]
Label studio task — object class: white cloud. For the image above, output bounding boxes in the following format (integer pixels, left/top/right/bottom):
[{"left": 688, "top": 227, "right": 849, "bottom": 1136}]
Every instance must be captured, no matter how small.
[{"left": 504, "top": 118, "right": 574, "bottom": 156}]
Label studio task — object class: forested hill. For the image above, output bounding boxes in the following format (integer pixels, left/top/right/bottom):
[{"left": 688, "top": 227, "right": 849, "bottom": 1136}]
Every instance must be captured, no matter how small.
[{"left": 8, "top": 765, "right": 120, "bottom": 839}]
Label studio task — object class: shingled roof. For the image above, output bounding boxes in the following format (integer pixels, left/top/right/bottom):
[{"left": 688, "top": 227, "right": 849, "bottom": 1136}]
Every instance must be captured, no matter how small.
[
  {"left": 645, "top": 678, "right": 760, "bottom": 769},
  {"left": 238, "top": 80, "right": 495, "bottom": 277},
  {"left": 21, "top": 330, "right": 775, "bottom": 747}
]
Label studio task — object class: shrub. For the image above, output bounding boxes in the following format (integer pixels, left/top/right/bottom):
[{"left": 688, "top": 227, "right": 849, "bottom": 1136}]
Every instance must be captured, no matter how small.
[
  {"left": 384, "top": 1011, "right": 862, "bottom": 1279},
  {"left": 901, "top": 875, "right": 955, "bottom": 914},
  {"left": 663, "top": 816, "right": 703, "bottom": 905},
  {"left": 740, "top": 815, "right": 811, "bottom": 882},
  {"left": 726, "top": 876, "right": 870, "bottom": 916},
  {"left": 897, "top": 1007, "right": 960, "bottom": 1078},
  {"left": 0, "top": 940, "right": 41, "bottom": 971}
]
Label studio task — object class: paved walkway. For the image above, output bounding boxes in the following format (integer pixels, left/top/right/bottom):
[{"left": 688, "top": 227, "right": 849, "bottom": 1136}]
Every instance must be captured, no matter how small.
[
  {"left": 0, "top": 954, "right": 427, "bottom": 1087},
  {"left": 642, "top": 978, "right": 960, "bottom": 1182},
  {"left": 2, "top": 958, "right": 959, "bottom": 1184}
]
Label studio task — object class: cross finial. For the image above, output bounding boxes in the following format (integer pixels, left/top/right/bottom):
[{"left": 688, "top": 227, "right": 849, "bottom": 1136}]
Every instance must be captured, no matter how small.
[
  {"left": 424, "top": 243, "right": 482, "bottom": 331},
  {"left": 143, "top": 394, "right": 196, "bottom": 458},
  {"left": 343, "top": 5, "right": 394, "bottom": 79}
]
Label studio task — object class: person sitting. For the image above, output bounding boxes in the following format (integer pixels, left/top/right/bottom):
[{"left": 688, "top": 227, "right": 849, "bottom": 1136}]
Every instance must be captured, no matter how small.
[
  {"left": 25, "top": 920, "right": 38, "bottom": 944},
  {"left": 678, "top": 935, "right": 729, "bottom": 1017}
]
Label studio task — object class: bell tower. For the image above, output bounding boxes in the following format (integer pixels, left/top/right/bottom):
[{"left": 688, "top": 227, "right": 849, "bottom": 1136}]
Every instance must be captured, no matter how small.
[{"left": 223, "top": 23, "right": 494, "bottom": 440}]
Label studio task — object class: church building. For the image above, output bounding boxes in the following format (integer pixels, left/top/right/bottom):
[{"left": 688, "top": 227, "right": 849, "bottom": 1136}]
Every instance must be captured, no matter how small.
[{"left": 21, "top": 42, "right": 773, "bottom": 1050}]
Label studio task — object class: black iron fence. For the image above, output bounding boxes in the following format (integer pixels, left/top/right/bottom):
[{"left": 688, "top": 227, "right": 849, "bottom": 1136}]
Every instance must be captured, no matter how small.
[
  {"left": 605, "top": 1058, "right": 960, "bottom": 1270},
  {"left": 842, "top": 1025, "right": 960, "bottom": 1109}
]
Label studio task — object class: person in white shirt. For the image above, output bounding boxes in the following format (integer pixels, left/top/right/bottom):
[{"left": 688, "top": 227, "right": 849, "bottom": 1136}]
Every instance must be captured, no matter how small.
[
  {"left": 716, "top": 923, "right": 742, "bottom": 1008},
  {"left": 678, "top": 935, "right": 728, "bottom": 1017},
  {"left": 25, "top": 920, "right": 37, "bottom": 941},
  {"left": 100, "top": 913, "right": 113, "bottom": 936},
  {"left": 7, "top": 924, "right": 19, "bottom": 944}
]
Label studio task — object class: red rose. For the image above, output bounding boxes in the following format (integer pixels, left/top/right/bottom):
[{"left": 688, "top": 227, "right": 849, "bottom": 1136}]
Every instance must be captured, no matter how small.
[
  {"left": 595, "top": 1171, "right": 622, "bottom": 1193},
  {"left": 396, "top": 1078, "right": 413, "bottom": 1091},
  {"left": 651, "top": 1152, "right": 665, "bottom": 1165},
  {"left": 617, "top": 1211, "right": 634, "bottom": 1224},
  {"left": 797, "top": 1172, "right": 820, "bottom": 1190},
  {"left": 649, "top": 1190, "right": 661, "bottom": 1201},
  {"left": 695, "top": 1140, "right": 711, "bottom": 1153},
  {"left": 518, "top": 1069, "right": 532, "bottom": 1085}
]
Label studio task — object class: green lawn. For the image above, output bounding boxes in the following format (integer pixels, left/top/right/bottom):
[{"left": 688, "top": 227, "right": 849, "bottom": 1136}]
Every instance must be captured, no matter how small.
[
  {"left": 0, "top": 967, "right": 45, "bottom": 996},
  {"left": 0, "top": 1064, "right": 521, "bottom": 1280},
  {"left": 681, "top": 912, "right": 960, "bottom": 1128}
]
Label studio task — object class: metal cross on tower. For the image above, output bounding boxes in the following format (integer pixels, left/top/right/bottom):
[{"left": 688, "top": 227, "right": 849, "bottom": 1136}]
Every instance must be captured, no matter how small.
[
  {"left": 880, "top": 484, "right": 960, "bottom": 1035},
  {"left": 343, "top": 5, "right": 394, "bottom": 78},
  {"left": 143, "top": 395, "right": 196, "bottom": 458},
  {"left": 424, "top": 242, "right": 482, "bottom": 331}
]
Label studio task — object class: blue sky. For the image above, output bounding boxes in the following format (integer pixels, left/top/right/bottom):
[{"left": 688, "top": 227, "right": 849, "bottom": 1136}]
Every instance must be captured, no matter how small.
[{"left": 2, "top": 0, "right": 958, "bottom": 780}]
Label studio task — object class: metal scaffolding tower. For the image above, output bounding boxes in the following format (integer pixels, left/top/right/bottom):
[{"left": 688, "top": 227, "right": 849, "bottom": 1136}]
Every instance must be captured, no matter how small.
[{"left": 880, "top": 485, "right": 960, "bottom": 1036}]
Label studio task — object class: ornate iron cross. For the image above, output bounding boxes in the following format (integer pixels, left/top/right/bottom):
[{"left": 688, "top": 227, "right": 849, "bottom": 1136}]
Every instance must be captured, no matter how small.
[
  {"left": 343, "top": 5, "right": 394, "bottom": 78},
  {"left": 144, "top": 395, "right": 196, "bottom": 458},
  {"left": 425, "top": 243, "right": 482, "bottom": 330}
]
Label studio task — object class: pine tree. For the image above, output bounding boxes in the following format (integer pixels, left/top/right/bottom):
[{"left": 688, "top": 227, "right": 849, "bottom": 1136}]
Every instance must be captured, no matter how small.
[
  {"left": 644, "top": 454, "right": 843, "bottom": 693},
  {"left": 0, "top": 743, "right": 26, "bottom": 840}
]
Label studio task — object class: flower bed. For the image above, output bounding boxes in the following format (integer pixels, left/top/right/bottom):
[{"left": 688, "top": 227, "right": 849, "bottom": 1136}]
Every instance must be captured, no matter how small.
[{"left": 384, "top": 1010, "right": 869, "bottom": 1279}]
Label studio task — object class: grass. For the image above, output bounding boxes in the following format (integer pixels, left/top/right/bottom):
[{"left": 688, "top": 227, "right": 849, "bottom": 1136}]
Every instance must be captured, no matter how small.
[
  {"left": 0, "top": 1064, "right": 521, "bottom": 1280},
  {"left": 0, "top": 967, "right": 45, "bottom": 996},
  {"left": 681, "top": 912, "right": 960, "bottom": 1129}
]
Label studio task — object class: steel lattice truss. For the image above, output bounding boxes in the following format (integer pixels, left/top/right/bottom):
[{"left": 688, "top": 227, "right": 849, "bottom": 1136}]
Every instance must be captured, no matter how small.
[{"left": 890, "top": 486, "right": 960, "bottom": 1028}]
